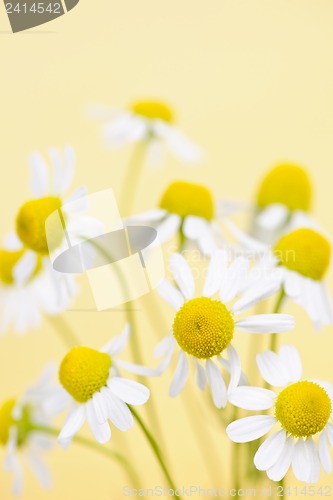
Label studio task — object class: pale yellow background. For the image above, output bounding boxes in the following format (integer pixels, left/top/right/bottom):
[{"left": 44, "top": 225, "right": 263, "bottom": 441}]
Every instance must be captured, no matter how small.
[{"left": 1, "top": 1, "right": 333, "bottom": 499}]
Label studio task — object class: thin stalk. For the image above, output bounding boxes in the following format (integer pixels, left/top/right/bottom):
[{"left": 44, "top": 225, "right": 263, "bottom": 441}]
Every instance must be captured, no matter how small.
[
  {"left": 47, "top": 315, "right": 80, "bottom": 349},
  {"left": 119, "top": 140, "right": 148, "bottom": 216},
  {"left": 231, "top": 407, "right": 241, "bottom": 497},
  {"left": 31, "top": 425, "right": 140, "bottom": 487},
  {"left": 269, "top": 289, "right": 285, "bottom": 353},
  {"left": 131, "top": 408, "right": 181, "bottom": 498}
]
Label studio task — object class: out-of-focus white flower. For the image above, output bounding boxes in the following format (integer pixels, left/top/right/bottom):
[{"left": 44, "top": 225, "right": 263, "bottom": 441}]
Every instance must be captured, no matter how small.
[
  {"left": 89, "top": 100, "right": 203, "bottom": 166},
  {"left": 57, "top": 325, "right": 150, "bottom": 447},
  {"left": 148, "top": 252, "right": 293, "bottom": 408},
  {"left": 227, "top": 345, "right": 333, "bottom": 484},
  {"left": 0, "top": 366, "right": 68, "bottom": 495}
]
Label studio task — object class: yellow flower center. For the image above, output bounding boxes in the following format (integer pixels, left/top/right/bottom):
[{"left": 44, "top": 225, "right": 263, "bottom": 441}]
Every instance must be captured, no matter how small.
[
  {"left": 16, "top": 196, "right": 63, "bottom": 254},
  {"left": 59, "top": 347, "right": 112, "bottom": 403},
  {"left": 257, "top": 163, "right": 311, "bottom": 211},
  {"left": 275, "top": 381, "right": 331, "bottom": 438},
  {"left": 160, "top": 181, "right": 214, "bottom": 221},
  {"left": 0, "top": 249, "right": 25, "bottom": 285},
  {"left": 0, "top": 399, "right": 16, "bottom": 446},
  {"left": 173, "top": 297, "right": 234, "bottom": 359},
  {"left": 130, "top": 100, "right": 174, "bottom": 123},
  {"left": 275, "top": 228, "right": 331, "bottom": 281}
]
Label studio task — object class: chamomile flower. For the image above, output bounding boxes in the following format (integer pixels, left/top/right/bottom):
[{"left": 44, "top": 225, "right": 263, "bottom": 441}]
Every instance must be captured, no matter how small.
[
  {"left": 57, "top": 325, "right": 150, "bottom": 447},
  {"left": 154, "top": 252, "right": 294, "bottom": 408},
  {"left": 0, "top": 366, "right": 68, "bottom": 495},
  {"left": 227, "top": 345, "right": 333, "bottom": 483},
  {"left": 0, "top": 237, "right": 74, "bottom": 335},
  {"left": 226, "top": 220, "right": 333, "bottom": 330},
  {"left": 129, "top": 180, "right": 226, "bottom": 255},
  {"left": 252, "top": 163, "right": 313, "bottom": 244},
  {"left": 89, "top": 99, "right": 203, "bottom": 165}
]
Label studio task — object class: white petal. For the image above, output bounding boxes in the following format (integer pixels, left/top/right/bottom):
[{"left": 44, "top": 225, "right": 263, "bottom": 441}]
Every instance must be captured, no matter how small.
[
  {"left": 327, "top": 423, "right": 333, "bottom": 447},
  {"left": 86, "top": 400, "right": 111, "bottom": 443},
  {"left": 254, "top": 430, "right": 286, "bottom": 471},
  {"left": 206, "top": 359, "right": 227, "bottom": 408},
  {"left": 101, "top": 324, "right": 130, "bottom": 356},
  {"left": 182, "top": 215, "right": 208, "bottom": 239},
  {"left": 92, "top": 391, "right": 109, "bottom": 424},
  {"left": 3, "top": 232, "right": 23, "bottom": 250},
  {"left": 155, "top": 121, "right": 203, "bottom": 164},
  {"left": 58, "top": 406, "right": 85, "bottom": 448},
  {"left": 278, "top": 345, "right": 302, "bottom": 383},
  {"left": 257, "top": 204, "right": 289, "bottom": 230},
  {"left": 156, "top": 214, "right": 181, "bottom": 243},
  {"left": 232, "top": 280, "right": 281, "bottom": 314},
  {"left": 236, "top": 314, "right": 294, "bottom": 334},
  {"left": 128, "top": 209, "right": 166, "bottom": 222},
  {"left": 157, "top": 280, "right": 184, "bottom": 310},
  {"left": 154, "top": 333, "right": 174, "bottom": 358},
  {"left": 220, "top": 256, "right": 249, "bottom": 303},
  {"left": 306, "top": 438, "right": 321, "bottom": 484},
  {"left": 267, "top": 436, "right": 294, "bottom": 482},
  {"left": 193, "top": 358, "right": 206, "bottom": 390},
  {"left": 13, "top": 251, "right": 37, "bottom": 286},
  {"left": 226, "top": 416, "right": 276, "bottom": 443},
  {"left": 292, "top": 439, "right": 311, "bottom": 482},
  {"left": 319, "top": 431, "right": 332, "bottom": 474},
  {"left": 169, "top": 351, "right": 189, "bottom": 397},
  {"left": 29, "top": 152, "right": 49, "bottom": 197},
  {"left": 227, "top": 345, "right": 242, "bottom": 394},
  {"left": 203, "top": 250, "right": 228, "bottom": 297},
  {"left": 27, "top": 453, "right": 51, "bottom": 489},
  {"left": 284, "top": 270, "right": 303, "bottom": 298},
  {"left": 256, "top": 350, "right": 290, "bottom": 387},
  {"left": 101, "top": 387, "right": 134, "bottom": 431},
  {"left": 170, "top": 253, "right": 195, "bottom": 300},
  {"left": 107, "top": 378, "right": 149, "bottom": 405},
  {"left": 228, "top": 387, "right": 276, "bottom": 411},
  {"left": 224, "top": 219, "right": 268, "bottom": 253},
  {"left": 116, "top": 359, "right": 160, "bottom": 377}
]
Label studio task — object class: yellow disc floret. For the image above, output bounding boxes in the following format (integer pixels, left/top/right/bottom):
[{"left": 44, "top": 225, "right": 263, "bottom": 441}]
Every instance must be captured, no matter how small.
[
  {"left": 173, "top": 297, "right": 234, "bottom": 359},
  {"left": 257, "top": 163, "right": 311, "bottom": 211},
  {"left": 0, "top": 249, "right": 25, "bottom": 284},
  {"left": 131, "top": 100, "right": 174, "bottom": 123},
  {"left": 275, "top": 381, "right": 331, "bottom": 438},
  {"left": 59, "top": 347, "right": 112, "bottom": 403},
  {"left": 275, "top": 228, "right": 331, "bottom": 281},
  {"left": 0, "top": 399, "right": 15, "bottom": 446},
  {"left": 160, "top": 181, "right": 214, "bottom": 220},
  {"left": 16, "top": 196, "right": 63, "bottom": 254}
]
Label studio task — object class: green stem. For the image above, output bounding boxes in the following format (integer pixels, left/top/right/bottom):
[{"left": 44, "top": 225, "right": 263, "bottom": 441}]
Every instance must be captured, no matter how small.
[
  {"left": 231, "top": 407, "right": 241, "bottom": 497},
  {"left": 119, "top": 140, "right": 148, "bottom": 216},
  {"left": 131, "top": 408, "right": 181, "bottom": 498},
  {"left": 269, "top": 289, "right": 285, "bottom": 353},
  {"left": 47, "top": 315, "right": 80, "bottom": 349},
  {"left": 31, "top": 425, "right": 140, "bottom": 487}
]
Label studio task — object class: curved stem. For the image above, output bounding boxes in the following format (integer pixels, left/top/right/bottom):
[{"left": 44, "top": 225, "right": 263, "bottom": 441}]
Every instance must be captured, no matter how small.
[
  {"left": 131, "top": 408, "right": 181, "bottom": 498},
  {"left": 47, "top": 315, "right": 80, "bottom": 349},
  {"left": 31, "top": 425, "right": 140, "bottom": 487},
  {"left": 119, "top": 140, "right": 148, "bottom": 217},
  {"left": 269, "top": 289, "right": 285, "bottom": 353}
]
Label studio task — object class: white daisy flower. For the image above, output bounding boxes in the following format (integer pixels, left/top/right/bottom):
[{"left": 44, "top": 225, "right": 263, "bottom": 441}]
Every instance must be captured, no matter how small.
[
  {"left": 252, "top": 163, "right": 312, "bottom": 244},
  {"left": 0, "top": 238, "right": 74, "bottom": 335},
  {"left": 57, "top": 325, "right": 150, "bottom": 447},
  {"left": 226, "top": 219, "right": 333, "bottom": 330},
  {"left": 128, "top": 180, "right": 227, "bottom": 256},
  {"left": 153, "top": 251, "right": 294, "bottom": 408},
  {"left": 89, "top": 100, "right": 203, "bottom": 166},
  {"left": 0, "top": 366, "right": 68, "bottom": 495},
  {"left": 227, "top": 345, "right": 333, "bottom": 484}
]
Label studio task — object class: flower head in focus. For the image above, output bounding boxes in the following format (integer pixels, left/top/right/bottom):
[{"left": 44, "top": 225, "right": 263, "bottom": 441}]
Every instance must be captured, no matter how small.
[
  {"left": 0, "top": 366, "right": 67, "bottom": 495},
  {"left": 227, "top": 345, "right": 333, "bottom": 484},
  {"left": 153, "top": 252, "right": 294, "bottom": 408},
  {"left": 253, "top": 163, "right": 312, "bottom": 244},
  {"left": 57, "top": 325, "right": 150, "bottom": 447},
  {"left": 89, "top": 99, "right": 203, "bottom": 166}
]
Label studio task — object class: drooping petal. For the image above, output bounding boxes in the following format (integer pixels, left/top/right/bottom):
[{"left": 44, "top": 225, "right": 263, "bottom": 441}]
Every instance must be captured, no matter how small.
[
  {"left": 205, "top": 359, "right": 227, "bottom": 409},
  {"left": 292, "top": 439, "right": 311, "bottom": 482},
  {"left": 227, "top": 345, "right": 242, "bottom": 394},
  {"left": 58, "top": 405, "right": 86, "bottom": 448},
  {"left": 256, "top": 350, "right": 290, "bottom": 387},
  {"left": 169, "top": 351, "right": 189, "bottom": 397},
  {"left": 254, "top": 430, "right": 286, "bottom": 471},
  {"left": 203, "top": 250, "right": 228, "bottom": 298},
  {"left": 319, "top": 430, "right": 332, "bottom": 475},
  {"left": 100, "top": 387, "right": 134, "bottom": 431},
  {"left": 226, "top": 416, "right": 276, "bottom": 443},
  {"left": 86, "top": 399, "right": 111, "bottom": 443},
  {"left": 306, "top": 438, "right": 321, "bottom": 484},
  {"left": 267, "top": 436, "right": 294, "bottom": 482},
  {"left": 13, "top": 251, "right": 38, "bottom": 286},
  {"left": 192, "top": 358, "right": 206, "bottom": 390},
  {"left": 27, "top": 451, "right": 51, "bottom": 489}
]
